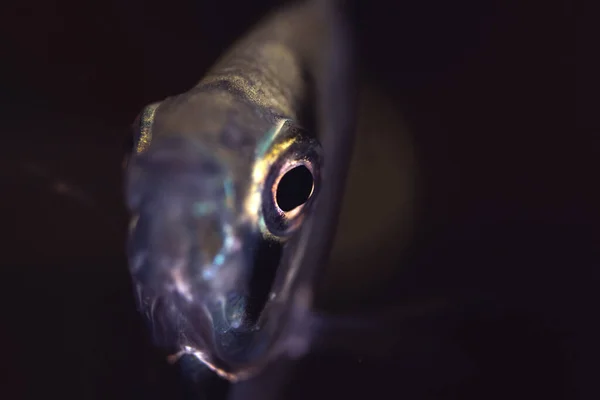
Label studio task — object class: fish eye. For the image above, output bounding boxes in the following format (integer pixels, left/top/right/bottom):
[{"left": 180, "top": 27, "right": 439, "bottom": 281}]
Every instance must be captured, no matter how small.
[
  {"left": 261, "top": 153, "right": 320, "bottom": 239},
  {"left": 274, "top": 163, "right": 314, "bottom": 214}
]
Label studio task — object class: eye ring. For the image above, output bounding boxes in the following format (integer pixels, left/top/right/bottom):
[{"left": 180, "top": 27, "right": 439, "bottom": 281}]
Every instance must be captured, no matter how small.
[
  {"left": 271, "top": 160, "right": 315, "bottom": 220},
  {"left": 259, "top": 123, "right": 322, "bottom": 239}
]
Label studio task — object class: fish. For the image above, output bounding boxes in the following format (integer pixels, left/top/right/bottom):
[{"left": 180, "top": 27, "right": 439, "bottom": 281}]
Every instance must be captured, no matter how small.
[{"left": 124, "top": 0, "right": 357, "bottom": 384}]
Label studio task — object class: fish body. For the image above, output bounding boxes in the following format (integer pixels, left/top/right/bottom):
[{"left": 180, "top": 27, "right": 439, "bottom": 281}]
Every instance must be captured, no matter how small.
[{"left": 125, "top": 0, "right": 356, "bottom": 382}]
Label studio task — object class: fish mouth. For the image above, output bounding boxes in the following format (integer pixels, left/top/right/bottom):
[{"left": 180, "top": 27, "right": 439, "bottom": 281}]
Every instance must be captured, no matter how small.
[{"left": 129, "top": 226, "right": 291, "bottom": 380}]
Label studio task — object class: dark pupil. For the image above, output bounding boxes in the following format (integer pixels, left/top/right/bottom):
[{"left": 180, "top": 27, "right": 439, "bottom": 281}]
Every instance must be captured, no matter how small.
[{"left": 275, "top": 165, "right": 314, "bottom": 212}]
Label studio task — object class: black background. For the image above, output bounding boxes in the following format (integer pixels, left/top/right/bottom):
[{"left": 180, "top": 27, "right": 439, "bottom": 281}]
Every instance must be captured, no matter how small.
[{"left": 2, "top": 0, "right": 589, "bottom": 399}]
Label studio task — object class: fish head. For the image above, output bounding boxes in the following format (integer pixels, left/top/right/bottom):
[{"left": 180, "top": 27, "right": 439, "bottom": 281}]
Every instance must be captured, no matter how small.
[{"left": 124, "top": 93, "right": 324, "bottom": 380}]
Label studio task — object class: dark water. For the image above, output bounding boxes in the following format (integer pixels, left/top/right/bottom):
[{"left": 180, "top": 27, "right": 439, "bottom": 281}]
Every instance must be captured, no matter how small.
[{"left": 2, "top": 0, "right": 589, "bottom": 399}]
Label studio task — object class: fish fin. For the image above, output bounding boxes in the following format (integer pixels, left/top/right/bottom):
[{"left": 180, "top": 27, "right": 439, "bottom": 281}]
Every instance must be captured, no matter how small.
[{"left": 306, "top": 298, "right": 454, "bottom": 358}]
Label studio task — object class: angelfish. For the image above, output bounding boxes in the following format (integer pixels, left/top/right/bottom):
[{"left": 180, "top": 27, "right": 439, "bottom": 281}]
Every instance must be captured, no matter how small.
[{"left": 124, "top": 0, "right": 356, "bottom": 382}]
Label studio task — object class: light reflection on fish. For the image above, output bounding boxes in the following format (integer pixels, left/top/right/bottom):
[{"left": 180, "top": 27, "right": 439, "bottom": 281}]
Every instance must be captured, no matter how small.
[{"left": 124, "top": 0, "right": 356, "bottom": 383}]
